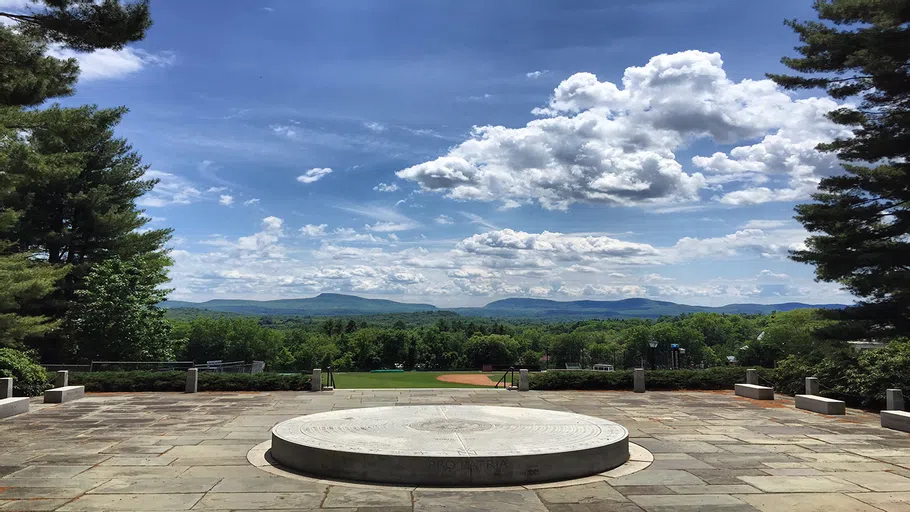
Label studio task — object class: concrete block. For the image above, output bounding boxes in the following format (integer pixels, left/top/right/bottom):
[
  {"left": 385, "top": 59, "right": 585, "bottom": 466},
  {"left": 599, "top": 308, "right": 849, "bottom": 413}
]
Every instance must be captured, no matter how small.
[
  {"left": 518, "top": 369, "right": 529, "bottom": 391},
  {"left": 43, "top": 385, "right": 84, "bottom": 404},
  {"left": 0, "top": 377, "right": 11, "bottom": 399},
  {"left": 735, "top": 383, "right": 774, "bottom": 400},
  {"left": 746, "top": 369, "right": 758, "bottom": 385},
  {"left": 805, "top": 377, "right": 819, "bottom": 396},
  {"left": 881, "top": 410, "right": 910, "bottom": 433},
  {"left": 55, "top": 370, "right": 68, "bottom": 388},
  {"left": 795, "top": 394, "right": 845, "bottom": 415},
  {"left": 0, "top": 397, "right": 29, "bottom": 419},
  {"left": 886, "top": 389, "right": 904, "bottom": 411},
  {"left": 185, "top": 368, "right": 198, "bottom": 393},
  {"left": 311, "top": 369, "right": 322, "bottom": 392},
  {"left": 633, "top": 368, "right": 645, "bottom": 393}
]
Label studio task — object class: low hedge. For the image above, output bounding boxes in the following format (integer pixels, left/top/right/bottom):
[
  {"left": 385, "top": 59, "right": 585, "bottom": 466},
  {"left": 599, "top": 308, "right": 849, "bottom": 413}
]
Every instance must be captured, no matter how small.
[
  {"left": 530, "top": 366, "right": 774, "bottom": 391},
  {"left": 0, "top": 348, "right": 51, "bottom": 397},
  {"left": 65, "top": 371, "right": 311, "bottom": 392}
]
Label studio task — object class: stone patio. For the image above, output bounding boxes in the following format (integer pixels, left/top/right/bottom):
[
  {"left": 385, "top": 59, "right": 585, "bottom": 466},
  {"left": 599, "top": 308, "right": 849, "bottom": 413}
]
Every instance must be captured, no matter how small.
[{"left": 1, "top": 388, "right": 909, "bottom": 511}]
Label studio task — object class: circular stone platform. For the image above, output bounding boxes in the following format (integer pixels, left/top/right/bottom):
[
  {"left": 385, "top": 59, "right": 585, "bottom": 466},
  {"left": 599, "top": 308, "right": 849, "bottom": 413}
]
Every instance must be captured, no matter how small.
[{"left": 270, "top": 405, "right": 629, "bottom": 486}]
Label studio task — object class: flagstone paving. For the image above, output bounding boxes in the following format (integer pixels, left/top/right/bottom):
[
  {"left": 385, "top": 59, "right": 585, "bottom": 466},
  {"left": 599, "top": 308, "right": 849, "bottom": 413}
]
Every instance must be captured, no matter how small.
[{"left": 1, "top": 388, "right": 910, "bottom": 511}]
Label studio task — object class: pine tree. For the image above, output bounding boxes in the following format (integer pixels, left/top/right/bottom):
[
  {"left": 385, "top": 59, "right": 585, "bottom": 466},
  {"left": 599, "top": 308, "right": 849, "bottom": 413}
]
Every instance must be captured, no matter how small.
[
  {"left": 770, "top": 0, "right": 910, "bottom": 339},
  {"left": 0, "top": 1, "right": 156, "bottom": 357}
]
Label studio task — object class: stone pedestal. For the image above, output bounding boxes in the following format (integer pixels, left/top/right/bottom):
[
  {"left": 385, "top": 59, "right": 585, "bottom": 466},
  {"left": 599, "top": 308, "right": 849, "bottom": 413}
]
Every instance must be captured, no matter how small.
[
  {"left": 735, "top": 383, "right": 774, "bottom": 400},
  {"left": 746, "top": 369, "right": 758, "bottom": 385},
  {"left": 805, "top": 377, "right": 820, "bottom": 396},
  {"left": 311, "top": 369, "right": 322, "bottom": 392},
  {"left": 882, "top": 410, "right": 910, "bottom": 432},
  {"left": 518, "top": 369, "right": 529, "bottom": 391},
  {"left": 43, "top": 385, "right": 84, "bottom": 404},
  {"left": 633, "top": 368, "right": 645, "bottom": 393},
  {"left": 0, "top": 377, "right": 11, "bottom": 399},
  {"left": 55, "top": 370, "right": 68, "bottom": 388},
  {"left": 271, "top": 405, "right": 630, "bottom": 486},
  {"left": 795, "top": 394, "right": 845, "bottom": 415},
  {"left": 886, "top": 389, "right": 904, "bottom": 411},
  {"left": 185, "top": 368, "right": 198, "bottom": 393},
  {"left": 0, "top": 397, "right": 29, "bottom": 419}
]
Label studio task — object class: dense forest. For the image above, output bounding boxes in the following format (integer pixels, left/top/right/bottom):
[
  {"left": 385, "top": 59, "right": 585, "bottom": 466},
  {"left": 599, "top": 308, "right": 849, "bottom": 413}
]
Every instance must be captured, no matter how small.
[{"left": 165, "top": 308, "right": 834, "bottom": 372}]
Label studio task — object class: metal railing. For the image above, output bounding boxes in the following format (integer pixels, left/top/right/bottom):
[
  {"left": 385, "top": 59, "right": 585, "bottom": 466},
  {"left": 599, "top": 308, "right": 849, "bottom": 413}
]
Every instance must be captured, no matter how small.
[
  {"left": 495, "top": 366, "right": 516, "bottom": 390},
  {"left": 323, "top": 366, "right": 336, "bottom": 389}
]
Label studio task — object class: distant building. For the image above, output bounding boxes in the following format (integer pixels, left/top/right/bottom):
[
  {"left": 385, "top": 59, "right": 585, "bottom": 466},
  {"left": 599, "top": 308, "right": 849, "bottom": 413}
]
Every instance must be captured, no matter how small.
[{"left": 847, "top": 340, "right": 888, "bottom": 352}]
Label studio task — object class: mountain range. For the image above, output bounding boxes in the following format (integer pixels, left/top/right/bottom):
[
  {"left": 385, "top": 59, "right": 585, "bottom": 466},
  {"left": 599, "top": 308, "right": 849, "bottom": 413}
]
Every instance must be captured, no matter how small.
[{"left": 162, "top": 293, "right": 846, "bottom": 319}]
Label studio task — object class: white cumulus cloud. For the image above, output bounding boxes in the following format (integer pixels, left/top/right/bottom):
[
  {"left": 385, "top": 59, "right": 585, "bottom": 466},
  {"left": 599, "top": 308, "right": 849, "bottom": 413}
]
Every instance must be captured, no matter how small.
[
  {"left": 397, "top": 50, "right": 848, "bottom": 211},
  {"left": 300, "top": 224, "right": 328, "bottom": 236},
  {"left": 46, "top": 46, "right": 175, "bottom": 81},
  {"left": 374, "top": 182, "right": 399, "bottom": 192},
  {"left": 297, "top": 167, "right": 333, "bottom": 184},
  {"left": 218, "top": 195, "right": 234, "bottom": 206}
]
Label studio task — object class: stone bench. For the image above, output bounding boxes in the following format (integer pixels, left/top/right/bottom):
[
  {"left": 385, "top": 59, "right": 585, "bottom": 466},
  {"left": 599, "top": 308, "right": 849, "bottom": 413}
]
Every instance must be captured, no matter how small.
[
  {"left": 795, "top": 394, "right": 845, "bottom": 415},
  {"left": 881, "top": 410, "right": 910, "bottom": 433},
  {"left": 0, "top": 397, "right": 29, "bottom": 419},
  {"left": 735, "top": 383, "right": 774, "bottom": 400},
  {"left": 43, "top": 385, "right": 85, "bottom": 404}
]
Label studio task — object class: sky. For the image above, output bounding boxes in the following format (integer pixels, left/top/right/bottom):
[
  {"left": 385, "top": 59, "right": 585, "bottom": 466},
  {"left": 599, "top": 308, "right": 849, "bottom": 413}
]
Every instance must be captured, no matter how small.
[{"left": 7, "top": 0, "right": 855, "bottom": 307}]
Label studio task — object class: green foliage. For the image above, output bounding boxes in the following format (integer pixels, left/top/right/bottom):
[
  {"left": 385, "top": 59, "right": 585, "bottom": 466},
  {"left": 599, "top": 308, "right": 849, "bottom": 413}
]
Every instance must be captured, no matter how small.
[
  {"left": 530, "top": 366, "right": 763, "bottom": 391},
  {"left": 771, "top": 1, "right": 910, "bottom": 338},
  {"left": 0, "top": 347, "right": 50, "bottom": 396},
  {"left": 738, "top": 309, "right": 840, "bottom": 367},
  {"left": 68, "top": 371, "right": 311, "bottom": 392},
  {"left": 463, "top": 334, "right": 519, "bottom": 367},
  {"left": 0, "top": 248, "right": 68, "bottom": 348},
  {"left": 0, "top": 1, "right": 163, "bottom": 363},
  {"left": 2, "top": 0, "right": 151, "bottom": 53},
  {"left": 773, "top": 339, "right": 910, "bottom": 408},
  {"left": 68, "top": 257, "right": 175, "bottom": 361}
]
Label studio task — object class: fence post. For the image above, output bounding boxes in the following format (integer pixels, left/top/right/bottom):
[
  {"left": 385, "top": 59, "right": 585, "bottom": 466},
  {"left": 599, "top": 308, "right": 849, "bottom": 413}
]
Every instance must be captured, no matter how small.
[
  {"left": 886, "top": 389, "right": 904, "bottom": 411},
  {"left": 518, "top": 369, "right": 529, "bottom": 391},
  {"left": 746, "top": 369, "right": 758, "bottom": 385},
  {"left": 185, "top": 368, "right": 198, "bottom": 393},
  {"left": 311, "top": 369, "right": 322, "bottom": 392},
  {"left": 0, "top": 377, "right": 11, "bottom": 399},
  {"left": 805, "top": 377, "right": 820, "bottom": 395},
  {"left": 634, "top": 368, "right": 645, "bottom": 393},
  {"left": 55, "top": 370, "right": 68, "bottom": 388}
]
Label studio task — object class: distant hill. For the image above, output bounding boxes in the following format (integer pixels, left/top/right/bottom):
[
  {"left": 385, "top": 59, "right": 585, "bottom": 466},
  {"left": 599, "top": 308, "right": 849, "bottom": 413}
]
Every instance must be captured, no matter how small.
[
  {"left": 162, "top": 293, "right": 846, "bottom": 319},
  {"left": 452, "top": 297, "right": 846, "bottom": 318},
  {"left": 160, "top": 293, "right": 437, "bottom": 316}
]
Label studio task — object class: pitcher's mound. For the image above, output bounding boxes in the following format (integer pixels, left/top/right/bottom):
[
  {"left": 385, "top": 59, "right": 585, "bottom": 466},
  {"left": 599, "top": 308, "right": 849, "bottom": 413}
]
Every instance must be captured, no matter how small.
[{"left": 436, "top": 374, "right": 496, "bottom": 386}]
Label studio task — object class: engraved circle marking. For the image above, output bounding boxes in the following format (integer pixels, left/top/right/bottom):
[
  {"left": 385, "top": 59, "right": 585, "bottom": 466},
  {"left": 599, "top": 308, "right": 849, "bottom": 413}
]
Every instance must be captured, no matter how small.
[{"left": 271, "top": 405, "right": 628, "bottom": 457}]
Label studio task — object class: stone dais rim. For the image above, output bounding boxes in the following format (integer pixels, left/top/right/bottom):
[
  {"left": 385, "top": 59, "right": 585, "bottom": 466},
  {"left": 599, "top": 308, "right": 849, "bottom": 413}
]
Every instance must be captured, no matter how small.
[{"left": 246, "top": 440, "right": 654, "bottom": 491}]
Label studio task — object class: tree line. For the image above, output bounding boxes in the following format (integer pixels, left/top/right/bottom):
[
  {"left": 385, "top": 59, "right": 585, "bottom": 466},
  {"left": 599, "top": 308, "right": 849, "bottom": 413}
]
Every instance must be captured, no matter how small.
[{"left": 165, "top": 309, "right": 835, "bottom": 372}]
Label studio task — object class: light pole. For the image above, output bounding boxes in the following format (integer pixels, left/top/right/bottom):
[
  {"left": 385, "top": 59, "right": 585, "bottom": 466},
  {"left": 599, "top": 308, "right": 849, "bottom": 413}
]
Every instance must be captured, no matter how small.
[
  {"left": 678, "top": 347, "right": 686, "bottom": 369},
  {"left": 648, "top": 339, "right": 658, "bottom": 370}
]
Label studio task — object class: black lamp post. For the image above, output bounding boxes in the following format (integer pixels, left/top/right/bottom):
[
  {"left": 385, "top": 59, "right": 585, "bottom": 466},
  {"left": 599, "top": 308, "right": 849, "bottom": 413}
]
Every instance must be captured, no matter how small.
[{"left": 648, "top": 339, "right": 658, "bottom": 370}]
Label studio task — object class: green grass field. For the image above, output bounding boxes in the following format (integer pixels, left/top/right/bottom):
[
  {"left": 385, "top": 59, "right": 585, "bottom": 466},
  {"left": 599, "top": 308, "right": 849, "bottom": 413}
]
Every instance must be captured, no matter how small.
[{"left": 330, "top": 371, "right": 498, "bottom": 389}]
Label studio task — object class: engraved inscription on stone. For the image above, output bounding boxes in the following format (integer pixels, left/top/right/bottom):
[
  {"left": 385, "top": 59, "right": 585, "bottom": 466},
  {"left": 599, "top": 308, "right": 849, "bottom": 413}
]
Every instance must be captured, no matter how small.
[{"left": 410, "top": 418, "right": 493, "bottom": 432}]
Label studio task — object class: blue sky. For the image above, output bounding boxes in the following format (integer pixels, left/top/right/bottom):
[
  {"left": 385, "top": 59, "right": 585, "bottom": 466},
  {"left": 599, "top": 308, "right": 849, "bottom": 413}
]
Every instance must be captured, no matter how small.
[{"left": 13, "top": 0, "right": 853, "bottom": 306}]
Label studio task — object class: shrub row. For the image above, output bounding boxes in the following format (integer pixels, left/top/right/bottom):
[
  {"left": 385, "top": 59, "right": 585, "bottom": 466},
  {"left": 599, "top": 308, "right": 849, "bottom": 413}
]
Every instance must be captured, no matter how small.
[
  {"left": 65, "top": 371, "right": 311, "bottom": 393},
  {"left": 530, "top": 366, "right": 773, "bottom": 391},
  {"left": 0, "top": 348, "right": 51, "bottom": 397}
]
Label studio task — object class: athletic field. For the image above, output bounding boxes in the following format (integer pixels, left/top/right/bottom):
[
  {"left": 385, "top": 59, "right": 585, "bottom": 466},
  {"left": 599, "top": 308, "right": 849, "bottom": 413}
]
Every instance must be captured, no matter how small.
[{"left": 330, "top": 371, "right": 499, "bottom": 389}]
